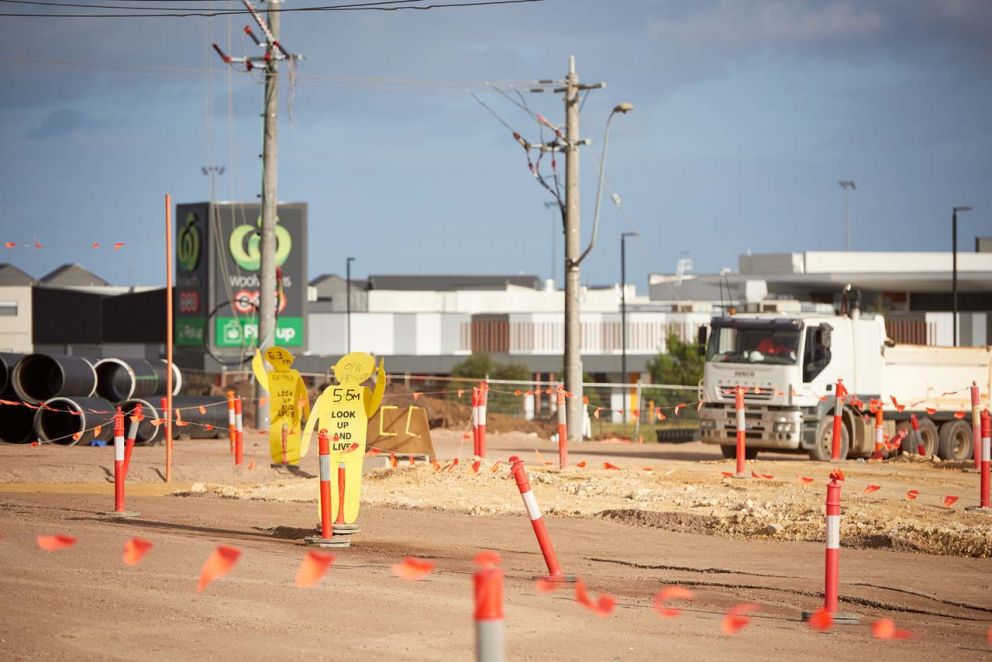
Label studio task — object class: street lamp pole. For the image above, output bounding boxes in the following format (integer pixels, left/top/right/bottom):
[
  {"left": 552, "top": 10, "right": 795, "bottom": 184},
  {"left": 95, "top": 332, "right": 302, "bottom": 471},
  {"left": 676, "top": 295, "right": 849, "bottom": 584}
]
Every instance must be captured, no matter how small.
[
  {"left": 346, "top": 257, "right": 355, "bottom": 353},
  {"left": 952, "top": 206, "right": 972, "bottom": 347},
  {"left": 838, "top": 180, "right": 856, "bottom": 251},
  {"left": 621, "top": 231, "right": 638, "bottom": 422}
]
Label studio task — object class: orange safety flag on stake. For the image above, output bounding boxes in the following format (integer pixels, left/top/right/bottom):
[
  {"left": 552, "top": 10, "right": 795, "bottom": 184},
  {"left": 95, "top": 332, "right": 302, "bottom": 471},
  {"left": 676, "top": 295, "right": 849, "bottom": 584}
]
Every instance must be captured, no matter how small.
[
  {"left": 37, "top": 534, "right": 77, "bottom": 551},
  {"left": 295, "top": 550, "right": 335, "bottom": 588},
  {"left": 367, "top": 447, "right": 381, "bottom": 456},
  {"left": 123, "top": 538, "right": 153, "bottom": 565},
  {"left": 196, "top": 546, "right": 241, "bottom": 592},
  {"left": 926, "top": 407, "right": 937, "bottom": 415},
  {"left": 391, "top": 557, "right": 434, "bottom": 581},
  {"left": 722, "top": 603, "right": 759, "bottom": 635},
  {"left": 652, "top": 586, "right": 694, "bottom": 618},
  {"left": 93, "top": 425, "right": 102, "bottom": 437},
  {"left": 490, "top": 461, "right": 502, "bottom": 473},
  {"left": 91, "top": 242, "right": 100, "bottom": 249}
]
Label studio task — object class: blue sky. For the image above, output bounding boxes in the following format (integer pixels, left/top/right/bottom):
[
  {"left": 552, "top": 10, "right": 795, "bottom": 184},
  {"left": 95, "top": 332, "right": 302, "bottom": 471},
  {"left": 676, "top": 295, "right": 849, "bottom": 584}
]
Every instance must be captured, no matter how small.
[{"left": 1, "top": 0, "right": 990, "bottom": 291}]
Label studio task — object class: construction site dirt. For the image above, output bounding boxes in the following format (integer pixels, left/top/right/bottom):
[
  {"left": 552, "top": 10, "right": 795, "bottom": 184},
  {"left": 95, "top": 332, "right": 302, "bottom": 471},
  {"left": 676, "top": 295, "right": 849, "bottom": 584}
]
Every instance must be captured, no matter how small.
[{"left": 1, "top": 430, "right": 990, "bottom": 660}]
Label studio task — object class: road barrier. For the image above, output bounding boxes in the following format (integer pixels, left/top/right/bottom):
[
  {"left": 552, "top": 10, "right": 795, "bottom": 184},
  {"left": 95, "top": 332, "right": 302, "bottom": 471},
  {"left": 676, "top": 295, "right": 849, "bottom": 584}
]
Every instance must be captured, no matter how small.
[
  {"left": 226, "top": 391, "right": 236, "bottom": 453},
  {"left": 306, "top": 430, "right": 349, "bottom": 548},
  {"left": 508, "top": 456, "right": 563, "bottom": 578},
  {"left": 474, "top": 564, "right": 504, "bottom": 662}
]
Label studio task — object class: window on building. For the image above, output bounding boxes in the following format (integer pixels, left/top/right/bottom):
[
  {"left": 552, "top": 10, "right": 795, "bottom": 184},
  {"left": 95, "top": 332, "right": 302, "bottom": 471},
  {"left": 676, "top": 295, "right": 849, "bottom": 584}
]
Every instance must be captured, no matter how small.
[{"left": 0, "top": 301, "right": 17, "bottom": 316}]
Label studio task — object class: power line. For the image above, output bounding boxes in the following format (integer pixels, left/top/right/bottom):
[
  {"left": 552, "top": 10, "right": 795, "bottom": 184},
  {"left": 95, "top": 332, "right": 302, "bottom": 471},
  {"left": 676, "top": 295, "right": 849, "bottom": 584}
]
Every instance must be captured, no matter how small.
[{"left": 0, "top": 0, "right": 541, "bottom": 17}]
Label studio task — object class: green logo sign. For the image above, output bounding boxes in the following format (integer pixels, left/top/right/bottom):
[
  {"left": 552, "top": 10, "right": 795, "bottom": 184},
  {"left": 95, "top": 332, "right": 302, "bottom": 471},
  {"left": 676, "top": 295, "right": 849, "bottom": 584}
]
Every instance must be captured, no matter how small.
[
  {"left": 175, "top": 318, "right": 205, "bottom": 347},
  {"left": 228, "top": 218, "right": 292, "bottom": 271},
  {"left": 214, "top": 316, "right": 303, "bottom": 347},
  {"left": 178, "top": 212, "right": 201, "bottom": 272}
]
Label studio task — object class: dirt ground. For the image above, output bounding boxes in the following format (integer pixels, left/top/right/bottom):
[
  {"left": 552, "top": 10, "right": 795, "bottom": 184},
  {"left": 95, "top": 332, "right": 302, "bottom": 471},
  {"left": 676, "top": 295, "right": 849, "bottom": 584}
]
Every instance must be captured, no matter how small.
[{"left": 1, "top": 430, "right": 990, "bottom": 660}]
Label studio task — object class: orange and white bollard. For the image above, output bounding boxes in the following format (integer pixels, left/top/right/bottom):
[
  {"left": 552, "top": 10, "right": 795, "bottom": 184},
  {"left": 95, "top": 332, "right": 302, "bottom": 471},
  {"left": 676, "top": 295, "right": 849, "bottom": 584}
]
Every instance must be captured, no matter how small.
[
  {"left": 472, "top": 387, "right": 480, "bottom": 457},
  {"left": 873, "top": 408, "right": 884, "bottom": 458},
  {"left": 556, "top": 385, "right": 567, "bottom": 469},
  {"left": 306, "top": 430, "right": 349, "bottom": 548},
  {"left": 104, "top": 406, "right": 138, "bottom": 518},
  {"left": 971, "top": 382, "right": 981, "bottom": 470},
  {"left": 734, "top": 386, "right": 747, "bottom": 478},
  {"left": 830, "top": 379, "right": 845, "bottom": 461},
  {"left": 122, "top": 402, "right": 141, "bottom": 480},
  {"left": 967, "top": 410, "right": 991, "bottom": 512},
  {"left": 803, "top": 478, "right": 858, "bottom": 624},
  {"left": 234, "top": 396, "right": 243, "bottom": 466},
  {"left": 226, "top": 390, "right": 236, "bottom": 453},
  {"left": 508, "top": 456, "right": 564, "bottom": 578},
  {"left": 478, "top": 381, "right": 488, "bottom": 458},
  {"left": 474, "top": 564, "right": 505, "bottom": 662},
  {"left": 333, "top": 461, "right": 360, "bottom": 534}
]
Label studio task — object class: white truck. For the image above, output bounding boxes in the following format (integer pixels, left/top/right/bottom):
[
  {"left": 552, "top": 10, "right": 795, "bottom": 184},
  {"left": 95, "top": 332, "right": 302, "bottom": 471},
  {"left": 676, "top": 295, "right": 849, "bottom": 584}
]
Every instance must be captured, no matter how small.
[{"left": 697, "top": 308, "right": 992, "bottom": 461}]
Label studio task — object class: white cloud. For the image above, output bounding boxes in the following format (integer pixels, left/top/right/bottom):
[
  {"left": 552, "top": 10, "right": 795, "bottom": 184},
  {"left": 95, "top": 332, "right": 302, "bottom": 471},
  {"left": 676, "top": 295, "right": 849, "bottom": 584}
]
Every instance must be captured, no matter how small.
[{"left": 648, "top": 1, "right": 884, "bottom": 46}]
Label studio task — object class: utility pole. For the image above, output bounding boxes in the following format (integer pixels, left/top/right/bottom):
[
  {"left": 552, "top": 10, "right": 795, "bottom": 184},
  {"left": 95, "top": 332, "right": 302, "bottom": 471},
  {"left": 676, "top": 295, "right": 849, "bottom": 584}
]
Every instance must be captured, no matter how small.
[{"left": 562, "top": 56, "right": 584, "bottom": 443}]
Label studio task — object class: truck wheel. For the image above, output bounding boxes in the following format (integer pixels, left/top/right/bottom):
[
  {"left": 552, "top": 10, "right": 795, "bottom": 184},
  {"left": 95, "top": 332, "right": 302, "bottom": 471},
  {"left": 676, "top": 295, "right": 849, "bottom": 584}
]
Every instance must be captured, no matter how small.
[
  {"left": 937, "top": 419, "right": 973, "bottom": 461},
  {"left": 809, "top": 417, "right": 849, "bottom": 461},
  {"left": 720, "top": 444, "right": 758, "bottom": 460},
  {"left": 913, "top": 417, "right": 939, "bottom": 457}
]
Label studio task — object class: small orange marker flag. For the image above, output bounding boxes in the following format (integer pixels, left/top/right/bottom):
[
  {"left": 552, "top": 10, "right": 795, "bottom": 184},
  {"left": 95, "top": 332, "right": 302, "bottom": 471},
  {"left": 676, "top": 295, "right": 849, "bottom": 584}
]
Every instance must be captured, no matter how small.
[
  {"left": 197, "top": 545, "right": 241, "bottom": 592},
  {"left": 391, "top": 557, "right": 434, "bottom": 581},
  {"left": 722, "top": 603, "right": 759, "bottom": 635},
  {"left": 799, "top": 476, "right": 815, "bottom": 484},
  {"left": 864, "top": 485, "right": 881, "bottom": 494},
  {"left": 123, "top": 537, "right": 153, "bottom": 565},
  {"left": 905, "top": 490, "right": 920, "bottom": 500},
  {"left": 471, "top": 460, "right": 481, "bottom": 474},
  {"left": 576, "top": 461, "right": 587, "bottom": 468},
  {"left": 652, "top": 586, "right": 694, "bottom": 618},
  {"left": 247, "top": 460, "right": 256, "bottom": 470},
  {"left": 37, "top": 534, "right": 77, "bottom": 551},
  {"left": 942, "top": 495, "right": 958, "bottom": 507},
  {"left": 603, "top": 462, "right": 620, "bottom": 470},
  {"left": 295, "top": 550, "right": 335, "bottom": 588}
]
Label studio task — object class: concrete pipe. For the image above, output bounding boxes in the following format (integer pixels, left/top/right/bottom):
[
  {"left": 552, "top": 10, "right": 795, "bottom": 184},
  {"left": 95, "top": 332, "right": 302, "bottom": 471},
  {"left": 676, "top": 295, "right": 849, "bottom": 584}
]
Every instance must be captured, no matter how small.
[
  {"left": 120, "top": 398, "right": 161, "bottom": 445},
  {"left": 12, "top": 353, "right": 97, "bottom": 404},
  {"left": 34, "top": 396, "right": 116, "bottom": 445},
  {"left": 170, "top": 396, "right": 228, "bottom": 439},
  {"left": 94, "top": 358, "right": 160, "bottom": 402},
  {"left": 152, "top": 360, "right": 183, "bottom": 396}
]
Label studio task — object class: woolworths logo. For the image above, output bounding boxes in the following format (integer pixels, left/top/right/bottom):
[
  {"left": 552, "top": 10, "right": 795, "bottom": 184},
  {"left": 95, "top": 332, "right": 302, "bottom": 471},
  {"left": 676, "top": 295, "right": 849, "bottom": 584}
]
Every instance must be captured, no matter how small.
[
  {"left": 178, "top": 213, "right": 201, "bottom": 272},
  {"left": 228, "top": 218, "right": 292, "bottom": 271}
]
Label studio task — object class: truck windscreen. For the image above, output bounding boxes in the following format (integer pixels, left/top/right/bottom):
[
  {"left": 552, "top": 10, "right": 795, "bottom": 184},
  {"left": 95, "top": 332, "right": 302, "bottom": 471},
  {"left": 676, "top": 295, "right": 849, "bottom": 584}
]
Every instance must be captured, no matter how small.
[{"left": 706, "top": 326, "right": 800, "bottom": 366}]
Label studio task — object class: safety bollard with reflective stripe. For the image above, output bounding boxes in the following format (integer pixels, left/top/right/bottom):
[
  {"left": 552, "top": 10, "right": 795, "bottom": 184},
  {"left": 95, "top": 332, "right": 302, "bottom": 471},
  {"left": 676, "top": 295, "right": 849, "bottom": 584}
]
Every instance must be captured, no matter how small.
[
  {"left": 830, "top": 379, "right": 845, "bottom": 461},
  {"left": 306, "top": 430, "right": 350, "bottom": 548},
  {"left": 471, "top": 388, "right": 480, "bottom": 457},
  {"left": 734, "top": 386, "right": 747, "bottom": 478},
  {"left": 114, "top": 406, "right": 126, "bottom": 512},
  {"left": 557, "top": 385, "right": 567, "bottom": 470},
  {"left": 508, "top": 456, "right": 563, "bottom": 578},
  {"left": 227, "top": 390, "right": 236, "bottom": 454},
  {"left": 478, "top": 382, "right": 488, "bottom": 458},
  {"left": 967, "top": 410, "right": 991, "bottom": 512},
  {"left": 122, "top": 402, "right": 141, "bottom": 480},
  {"left": 474, "top": 566, "right": 504, "bottom": 662},
  {"left": 802, "top": 478, "right": 858, "bottom": 624},
  {"left": 234, "top": 396, "right": 244, "bottom": 466}
]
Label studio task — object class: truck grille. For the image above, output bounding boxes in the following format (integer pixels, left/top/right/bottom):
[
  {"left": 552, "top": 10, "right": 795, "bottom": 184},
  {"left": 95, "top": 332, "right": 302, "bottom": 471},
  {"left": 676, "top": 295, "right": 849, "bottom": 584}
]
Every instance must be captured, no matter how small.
[{"left": 718, "top": 386, "right": 773, "bottom": 403}]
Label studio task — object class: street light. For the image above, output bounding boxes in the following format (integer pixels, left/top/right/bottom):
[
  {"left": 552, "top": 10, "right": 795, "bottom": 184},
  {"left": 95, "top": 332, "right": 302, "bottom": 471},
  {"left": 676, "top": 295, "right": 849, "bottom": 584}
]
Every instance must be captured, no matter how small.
[
  {"left": 202, "top": 166, "right": 225, "bottom": 201},
  {"left": 543, "top": 200, "right": 560, "bottom": 282},
  {"left": 620, "top": 231, "right": 638, "bottom": 422},
  {"left": 576, "top": 102, "right": 634, "bottom": 266},
  {"left": 952, "top": 206, "right": 972, "bottom": 347},
  {"left": 838, "top": 180, "right": 856, "bottom": 251},
  {"left": 346, "top": 257, "right": 355, "bottom": 353}
]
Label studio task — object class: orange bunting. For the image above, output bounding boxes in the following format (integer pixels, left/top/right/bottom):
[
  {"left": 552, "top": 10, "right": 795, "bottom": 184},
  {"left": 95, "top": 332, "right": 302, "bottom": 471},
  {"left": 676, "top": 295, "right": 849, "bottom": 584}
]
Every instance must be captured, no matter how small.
[
  {"left": 37, "top": 534, "right": 77, "bottom": 551},
  {"left": 871, "top": 618, "right": 913, "bottom": 640},
  {"left": 71, "top": 432, "right": 82, "bottom": 442},
  {"left": 471, "top": 460, "right": 481, "bottom": 474},
  {"left": 952, "top": 410, "right": 966, "bottom": 419},
  {"left": 652, "top": 586, "right": 694, "bottom": 618},
  {"left": 641, "top": 466, "right": 653, "bottom": 472},
  {"left": 806, "top": 607, "right": 833, "bottom": 632},
  {"left": 926, "top": 407, "right": 937, "bottom": 415},
  {"left": 412, "top": 392, "right": 422, "bottom": 400},
  {"left": 123, "top": 537, "right": 153, "bottom": 565},
  {"left": 112, "top": 242, "right": 125, "bottom": 251},
  {"left": 602, "top": 462, "right": 620, "bottom": 470},
  {"left": 175, "top": 420, "right": 189, "bottom": 427},
  {"left": 150, "top": 418, "right": 164, "bottom": 427},
  {"left": 657, "top": 411, "right": 667, "bottom": 422},
  {"left": 574, "top": 578, "right": 616, "bottom": 617},
  {"left": 91, "top": 242, "right": 100, "bottom": 249},
  {"left": 457, "top": 389, "right": 464, "bottom": 398},
  {"left": 33, "top": 241, "right": 42, "bottom": 249},
  {"left": 196, "top": 545, "right": 241, "bottom": 592},
  {"left": 445, "top": 458, "right": 460, "bottom": 471},
  {"left": 576, "top": 461, "right": 587, "bottom": 468},
  {"left": 890, "top": 396, "right": 905, "bottom": 412},
  {"left": 431, "top": 460, "right": 441, "bottom": 472},
  {"left": 864, "top": 485, "right": 881, "bottom": 494},
  {"left": 198, "top": 405, "right": 207, "bottom": 415},
  {"left": 799, "top": 476, "right": 815, "bottom": 484},
  {"left": 463, "top": 431, "right": 472, "bottom": 440},
  {"left": 525, "top": 390, "right": 533, "bottom": 397},
  {"left": 408, "top": 456, "right": 416, "bottom": 467},
  {"left": 345, "top": 443, "right": 359, "bottom": 453},
  {"left": 829, "top": 469, "right": 845, "bottom": 481},
  {"left": 721, "top": 603, "right": 759, "bottom": 635},
  {"left": 473, "top": 550, "right": 502, "bottom": 568},
  {"left": 295, "top": 550, "right": 335, "bottom": 588},
  {"left": 204, "top": 424, "right": 214, "bottom": 431},
  {"left": 389, "top": 452, "right": 398, "bottom": 468},
  {"left": 593, "top": 408, "right": 602, "bottom": 419},
  {"left": 391, "top": 557, "right": 434, "bottom": 581},
  {"left": 366, "top": 447, "right": 382, "bottom": 456},
  {"left": 674, "top": 404, "right": 684, "bottom": 416},
  {"left": 4, "top": 242, "right": 16, "bottom": 248},
  {"left": 93, "top": 425, "right": 102, "bottom": 437},
  {"left": 943, "top": 495, "right": 958, "bottom": 507},
  {"left": 905, "top": 490, "right": 919, "bottom": 500},
  {"left": 721, "top": 471, "right": 735, "bottom": 478}
]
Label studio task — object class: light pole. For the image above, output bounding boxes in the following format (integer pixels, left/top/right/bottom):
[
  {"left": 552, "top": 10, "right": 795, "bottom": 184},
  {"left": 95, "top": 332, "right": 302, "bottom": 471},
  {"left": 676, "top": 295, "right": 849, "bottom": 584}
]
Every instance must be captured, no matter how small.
[
  {"left": 544, "top": 200, "right": 559, "bottom": 283},
  {"left": 201, "top": 166, "right": 225, "bottom": 201},
  {"left": 346, "top": 257, "right": 355, "bottom": 353},
  {"left": 621, "top": 231, "right": 638, "bottom": 422},
  {"left": 952, "top": 206, "right": 972, "bottom": 347},
  {"left": 563, "top": 99, "right": 633, "bottom": 441},
  {"left": 838, "top": 180, "right": 856, "bottom": 251}
]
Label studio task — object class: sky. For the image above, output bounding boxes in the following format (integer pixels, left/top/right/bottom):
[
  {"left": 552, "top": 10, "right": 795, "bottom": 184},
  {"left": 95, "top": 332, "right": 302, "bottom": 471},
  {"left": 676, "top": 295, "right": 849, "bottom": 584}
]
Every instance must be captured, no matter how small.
[{"left": 1, "top": 0, "right": 991, "bottom": 293}]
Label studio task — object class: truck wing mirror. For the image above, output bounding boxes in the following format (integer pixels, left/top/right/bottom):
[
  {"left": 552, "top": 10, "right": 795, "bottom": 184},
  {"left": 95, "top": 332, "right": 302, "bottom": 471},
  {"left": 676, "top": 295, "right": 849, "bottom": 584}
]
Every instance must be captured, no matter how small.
[
  {"left": 819, "top": 323, "right": 832, "bottom": 348},
  {"left": 697, "top": 325, "right": 708, "bottom": 355}
]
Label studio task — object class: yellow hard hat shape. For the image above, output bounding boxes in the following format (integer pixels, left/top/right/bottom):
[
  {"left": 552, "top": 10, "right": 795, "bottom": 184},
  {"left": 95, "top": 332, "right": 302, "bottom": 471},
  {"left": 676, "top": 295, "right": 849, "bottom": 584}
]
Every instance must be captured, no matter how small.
[{"left": 333, "top": 352, "right": 375, "bottom": 385}]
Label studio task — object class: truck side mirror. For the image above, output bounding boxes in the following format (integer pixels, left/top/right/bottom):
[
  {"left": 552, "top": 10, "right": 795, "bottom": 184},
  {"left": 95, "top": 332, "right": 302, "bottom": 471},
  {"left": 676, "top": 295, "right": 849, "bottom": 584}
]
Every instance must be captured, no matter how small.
[
  {"left": 819, "top": 323, "right": 832, "bottom": 348},
  {"left": 697, "top": 325, "right": 708, "bottom": 355}
]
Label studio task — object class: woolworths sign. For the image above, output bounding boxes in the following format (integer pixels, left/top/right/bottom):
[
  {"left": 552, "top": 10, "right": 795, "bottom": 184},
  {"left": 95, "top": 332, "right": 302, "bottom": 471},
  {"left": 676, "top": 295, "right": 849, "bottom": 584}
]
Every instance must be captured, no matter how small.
[{"left": 175, "top": 202, "right": 307, "bottom": 350}]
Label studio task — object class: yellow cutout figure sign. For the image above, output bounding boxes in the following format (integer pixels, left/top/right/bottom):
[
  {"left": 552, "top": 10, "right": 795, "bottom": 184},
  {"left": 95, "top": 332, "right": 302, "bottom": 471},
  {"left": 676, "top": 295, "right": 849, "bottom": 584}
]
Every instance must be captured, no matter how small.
[
  {"left": 252, "top": 347, "right": 311, "bottom": 467},
  {"left": 301, "top": 352, "right": 386, "bottom": 524}
]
